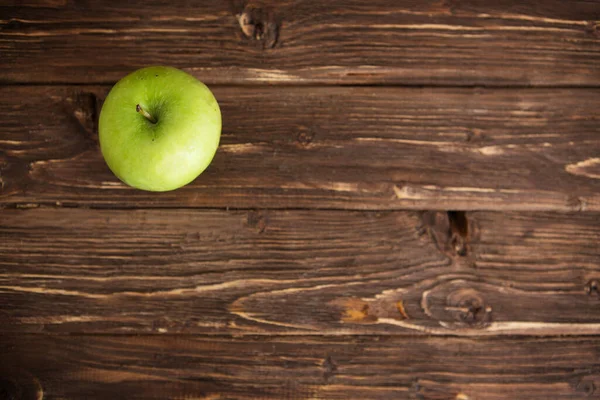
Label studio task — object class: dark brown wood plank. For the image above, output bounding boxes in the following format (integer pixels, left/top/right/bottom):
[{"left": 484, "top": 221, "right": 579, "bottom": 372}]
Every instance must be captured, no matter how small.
[
  {"left": 1, "top": 0, "right": 599, "bottom": 86},
  {"left": 1, "top": 86, "right": 599, "bottom": 211},
  {"left": 1, "top": 208, "right": 599, "bottom": 335},
  {"left": 1, "top": 334, "right": 599, "bottom": 399}
]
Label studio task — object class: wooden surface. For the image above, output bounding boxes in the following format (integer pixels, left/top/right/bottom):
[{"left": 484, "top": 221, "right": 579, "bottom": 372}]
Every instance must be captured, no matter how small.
[
  {"left": 1, "top": 209, "right": 600, "bottom": 336},
  {"left": 2, "top": 1, "right": 600, "bottom": 86},
  {"left": 1, "top": 1, "right": 600, "bottom": 399},
  {"left": 2, "top": 335, "right": 600, "bottom": 399},
  {"left": 2, "top": 86, "right": 600, "bottom": 211}
]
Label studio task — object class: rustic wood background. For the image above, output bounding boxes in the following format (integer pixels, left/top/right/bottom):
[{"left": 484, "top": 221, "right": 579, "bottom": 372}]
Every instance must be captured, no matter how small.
[{"left": 1, "top": 1, "right": 600, "bottom": 399}]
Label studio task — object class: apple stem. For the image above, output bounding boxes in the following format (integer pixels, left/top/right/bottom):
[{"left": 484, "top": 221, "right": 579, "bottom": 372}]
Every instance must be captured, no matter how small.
[{"left": 136, "top": 104, "right": 157, "bottom": 124}]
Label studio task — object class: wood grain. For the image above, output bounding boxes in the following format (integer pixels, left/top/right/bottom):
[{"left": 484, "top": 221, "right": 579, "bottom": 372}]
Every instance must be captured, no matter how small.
[
  {"left": 1, "top": 334, "right": 600, "bottom": 399},
  {"left": 1, "top": 208, "right": 599, "bottom": 336},
  {"left": 3, "top": 2, "right": 600, "bottom": 399},
  {"left": 1, "top": 0, "right": 600, "bottom": 86},
  {"left": 1, "top": 86, "right": 599, "bottom": 211}
]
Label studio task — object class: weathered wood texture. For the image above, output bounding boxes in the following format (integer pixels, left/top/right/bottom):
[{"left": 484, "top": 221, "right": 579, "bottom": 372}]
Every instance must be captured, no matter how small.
[
  {"left": 3, "top": 2, "right": 600, "bottom": 399},
  {"left": 1, "top": 1, "right": 600, "bottom": 86},
  {"left": 2, "top": 86, "right": 599, "bottom": 211},
  {"left": 1, "top": 334, "right": 600, "bottom": 399},
  {"left": 1, "top": 208, "right": 599, "bottom": 335}
]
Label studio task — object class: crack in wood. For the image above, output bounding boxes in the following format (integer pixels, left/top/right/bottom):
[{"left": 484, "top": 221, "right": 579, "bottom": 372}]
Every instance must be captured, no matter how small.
[
  {"left": 421, "top": 211, "right": 471, "bottom": 258},
  {"left": 448, "top": 211, "right": 469, "bottom": 256}
]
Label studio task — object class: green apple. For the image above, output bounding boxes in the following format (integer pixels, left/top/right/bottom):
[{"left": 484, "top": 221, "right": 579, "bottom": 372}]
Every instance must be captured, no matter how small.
[{"left": 99, "top": 66, "right": 221, "bottom": 191}]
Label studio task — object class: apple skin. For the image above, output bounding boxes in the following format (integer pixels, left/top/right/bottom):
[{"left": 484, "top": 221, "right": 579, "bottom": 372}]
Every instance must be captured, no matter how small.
[{"left": 99, "top": 66, "right": 221, "bottom": 191}]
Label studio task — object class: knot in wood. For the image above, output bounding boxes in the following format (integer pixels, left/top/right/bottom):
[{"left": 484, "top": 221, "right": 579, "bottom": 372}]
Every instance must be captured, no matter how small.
[
  {"left": 296, "top": 127, "right": 315, "bottom": 147},
  {"left": 62, "top": 92, "right": 99, "bottom": 138},
  {"left": 237, "top": 3, "right": 279, "bottom": 48},
  {"left": 566, "top": 195, "right": 587, "bottom": 212},
  {"left": 441, "top": 0, "right": 458, "bottom": 14},
  {"left": 421, "top": 211, "right": 470, "bottom": 257},
  {"left": 465, "top": 128, "right": 485, "bottom": 142},
  {"left": 446, "top": 288, "right": 491, "bottom": 328},
  {"left": 3, "top": 19, "right": 23, "bottom": 31},
  {"left": 576, "top": 380, "right": 596, "bottom": 397},
  {"left": 585, "top": 279, "right": 600, "bottom": 297},
  {"left": 586, "top": 21, "right": 599, "bottom": 38},
  {"left": 247, "top": 210, "right": 268, "bottom": 234},
  {"left": 448, "top": 211, "right": 469, "bottom": 256},
  {"left": 321, "top": 355, "right": 338, "bottom": 381}
]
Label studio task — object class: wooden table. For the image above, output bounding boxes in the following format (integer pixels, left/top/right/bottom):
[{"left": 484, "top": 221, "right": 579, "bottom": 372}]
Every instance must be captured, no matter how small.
[{"left": 1, "top": 1, "right": 600, "bottom": 399}]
